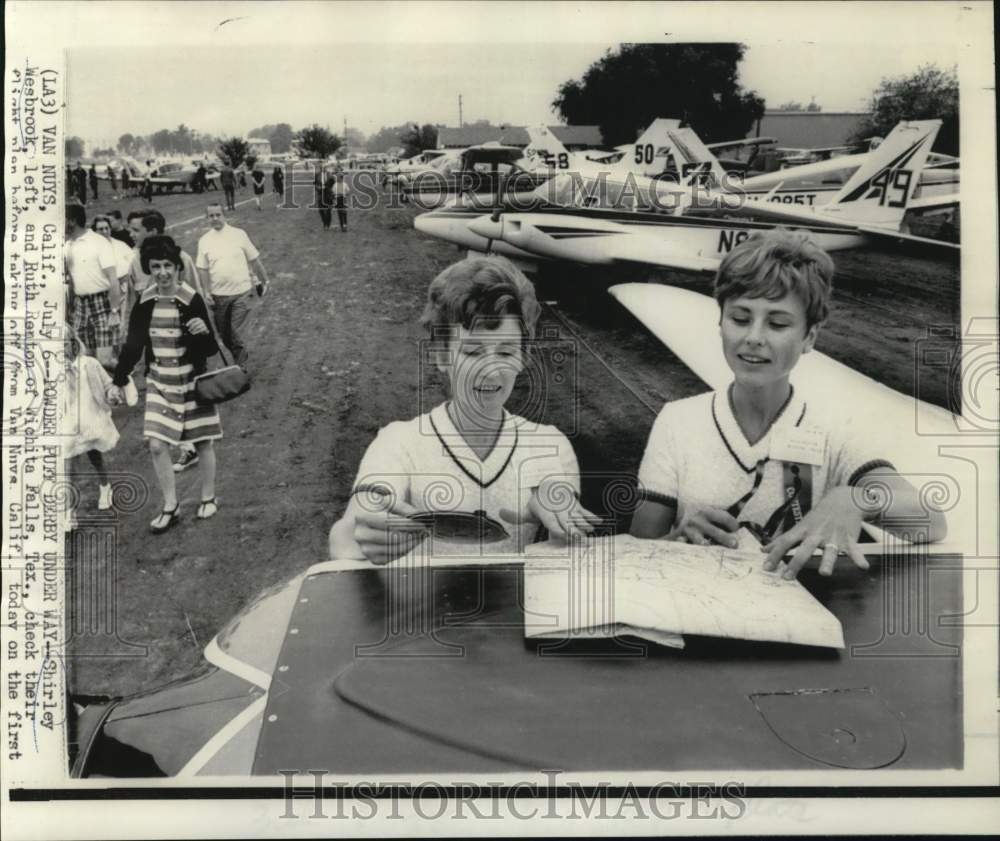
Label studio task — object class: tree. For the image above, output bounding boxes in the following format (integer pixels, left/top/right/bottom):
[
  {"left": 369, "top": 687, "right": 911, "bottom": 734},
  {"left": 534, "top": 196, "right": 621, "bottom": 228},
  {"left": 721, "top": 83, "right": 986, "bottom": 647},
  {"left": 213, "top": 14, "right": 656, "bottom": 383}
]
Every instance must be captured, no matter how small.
[
  {"left": 171, "top": 124, "right": 194, "bottom": 155},
  {"left": 269, "top": 123, "right": 294, "bottom": 153},
  {"left": 65, "top": 136, "right": 85, "bottom": 159},
  {"left": 150, "top": 128, "right": 173, "bottom": 154},
  {"left": 366, "top": 123, "right": 409, "bottom": 153},
  {"left": 343, "top": 126, "right": 367, "bottom": 149},
  {"left": 217, "top": 136, "right": 250, "bottom": 167},
  {"left": 117, "top": 133, "right": 136, "bottom": 155},
  {"left": 295, "top": 124, "right": 341, "bottom": 159},
  {"left": 400, "top": 123, "right": 439, "bottom": 157},
  {"left": 851, "top": 64, "right": 958, "bottom": 156},
  {"left": 552, "top": 43, "right": 765, "bottom": 145},
  {"left": 247, "top": 122, "right": 295, "bottom": 153},
  {"left": 193, "top": 132, "right": 218, "bottom": 154}
]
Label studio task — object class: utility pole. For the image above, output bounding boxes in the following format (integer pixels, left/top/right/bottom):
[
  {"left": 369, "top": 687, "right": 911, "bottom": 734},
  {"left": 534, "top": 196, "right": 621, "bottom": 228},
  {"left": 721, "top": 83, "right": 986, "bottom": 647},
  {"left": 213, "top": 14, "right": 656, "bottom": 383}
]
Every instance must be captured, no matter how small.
[{"left": 458, "top": 94, "right": 463, "bottom": 127}]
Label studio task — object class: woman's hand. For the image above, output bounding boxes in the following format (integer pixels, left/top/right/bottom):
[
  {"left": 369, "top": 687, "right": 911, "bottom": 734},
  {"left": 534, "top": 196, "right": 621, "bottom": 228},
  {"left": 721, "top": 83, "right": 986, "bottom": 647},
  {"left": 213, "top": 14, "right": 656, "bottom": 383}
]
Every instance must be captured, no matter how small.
[
  {"left": 500, "top": 480, "right": 602, "bottom": 541},
  {"left": 352, "top": 494, "right": 429, "bottom": 565},
  {"left": 185, "top": 318, "right": 208, "bottom": 335},
  {"left": 106, "top": 385, "right": 125, "bottom": 407},
  {"left": 674, "top": 507, "right": 740, "bottom": 548},
  {"left": 762, "top": 486, "right": 870, "bottom": 579}
]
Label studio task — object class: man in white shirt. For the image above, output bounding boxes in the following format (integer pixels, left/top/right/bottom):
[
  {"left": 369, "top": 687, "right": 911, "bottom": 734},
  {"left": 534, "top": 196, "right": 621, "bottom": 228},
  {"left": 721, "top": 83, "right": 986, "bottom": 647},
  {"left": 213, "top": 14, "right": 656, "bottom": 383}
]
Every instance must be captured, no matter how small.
[
  {"left": 65, "top": 204, "right": 121, "bottom": 368},
  {"left": 195, "top": 204, "right": 270, "bottom": 368}
]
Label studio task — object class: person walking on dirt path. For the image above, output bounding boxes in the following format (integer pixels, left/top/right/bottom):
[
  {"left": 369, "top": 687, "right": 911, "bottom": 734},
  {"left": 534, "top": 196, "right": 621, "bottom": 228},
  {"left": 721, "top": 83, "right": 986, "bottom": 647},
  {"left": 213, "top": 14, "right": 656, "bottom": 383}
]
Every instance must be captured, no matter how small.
[
  {"left": 195, "top": 203, "right": 270, "bottom": 370},
  {"left": 332, "top": 170, "right": 350, "bottom": 232},
  {"left": 251, "top": 163, "right": 266, "bottom": 211},
  {"left": 75, "top": 162, "right": 88, "bottom": 204},
  {"left": 108, "top": 235, "right": 223, "bottom": 534},
  {"left": 65, "top": 203, "right": 122, "bottom": 370},
  {"left": 316, "top": 167, "right": 333, "bottom": 231},
  {"left": 108, "top": 210, "right": 134, "bottom": 248},
  {"left": 272, "top": 165, "right": 285, "bottom": 205},
  {"left": 220, "top": 163, "right": 237, "bottom": 211}
]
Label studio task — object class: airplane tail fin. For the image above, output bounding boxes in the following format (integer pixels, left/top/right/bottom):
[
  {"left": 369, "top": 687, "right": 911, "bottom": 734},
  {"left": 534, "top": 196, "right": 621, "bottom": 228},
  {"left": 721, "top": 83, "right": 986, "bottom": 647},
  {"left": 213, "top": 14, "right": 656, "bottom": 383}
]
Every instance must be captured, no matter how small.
[
  {"left": 659, "top": 126, "right": 729, "bottom": 187},
  {"left": 615, "top": 118, "right": 681, "bottom": 177},
  {"left": 524, "top": 125, "right": 573, "bottom": 172},
  {"left": 820, "top": 120, "right": 941, "bottom": 229}
]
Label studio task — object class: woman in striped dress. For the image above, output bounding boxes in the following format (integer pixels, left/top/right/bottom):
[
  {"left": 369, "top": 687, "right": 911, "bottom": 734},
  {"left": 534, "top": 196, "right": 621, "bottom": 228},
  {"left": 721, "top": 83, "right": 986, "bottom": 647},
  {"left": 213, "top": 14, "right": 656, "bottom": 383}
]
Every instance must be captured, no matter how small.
[{"left": 108, "top": 235, "right": 222, "bottom": 533}]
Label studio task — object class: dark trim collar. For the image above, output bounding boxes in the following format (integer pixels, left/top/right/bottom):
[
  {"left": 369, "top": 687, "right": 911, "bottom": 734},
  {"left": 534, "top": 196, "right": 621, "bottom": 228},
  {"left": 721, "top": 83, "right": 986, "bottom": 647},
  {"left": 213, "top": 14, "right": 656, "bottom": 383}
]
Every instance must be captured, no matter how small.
[
  {"left": 711, "top": 385, "right": 806, "bottom": 473},
  {"left": 429, "top": 410, "right": 519, "bottom": 489}
]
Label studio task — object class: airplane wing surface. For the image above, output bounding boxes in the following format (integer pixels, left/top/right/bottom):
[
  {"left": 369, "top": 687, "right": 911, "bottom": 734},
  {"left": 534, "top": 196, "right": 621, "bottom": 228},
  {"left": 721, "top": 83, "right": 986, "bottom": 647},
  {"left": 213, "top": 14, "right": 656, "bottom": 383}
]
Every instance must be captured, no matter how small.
[
  {"left": 706, "top": 136, "right": 778, "bottom": 151},
  {"left": 852, "top": 224, "right": 960, "bottom": 249},
  {"left": 906, "top": 193, "right": 961, "bottom": 214}
]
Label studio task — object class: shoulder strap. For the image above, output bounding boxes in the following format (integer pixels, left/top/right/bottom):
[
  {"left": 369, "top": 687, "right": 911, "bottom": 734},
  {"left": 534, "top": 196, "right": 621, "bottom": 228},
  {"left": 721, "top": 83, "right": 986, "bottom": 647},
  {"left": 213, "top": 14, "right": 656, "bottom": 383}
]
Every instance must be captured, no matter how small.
[{"left": 191, "top": 297, "right": 235, "bottom": 368}]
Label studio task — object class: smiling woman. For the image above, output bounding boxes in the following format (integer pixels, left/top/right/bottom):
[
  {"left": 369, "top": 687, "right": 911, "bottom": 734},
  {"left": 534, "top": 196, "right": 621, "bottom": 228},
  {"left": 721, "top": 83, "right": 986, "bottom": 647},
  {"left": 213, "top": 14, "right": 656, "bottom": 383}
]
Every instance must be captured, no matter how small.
[
  {"left": 108, "top": 236, "right": 223, "bottom": 533},
  {"left": 327, "top": 256, "right": 600, "bottom": 564},
  {"left": 630, "top": 229, "right": 947, "bottom": 575}
]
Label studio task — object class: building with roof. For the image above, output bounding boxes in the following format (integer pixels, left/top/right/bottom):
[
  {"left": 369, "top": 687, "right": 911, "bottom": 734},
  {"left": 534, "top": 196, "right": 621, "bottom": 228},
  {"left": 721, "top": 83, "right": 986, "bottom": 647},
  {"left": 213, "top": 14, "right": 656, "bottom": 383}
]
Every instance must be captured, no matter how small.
[
  {"left": 436, "top": 125, "right": 604, "bottom": 150},
  {"left": 246, "top": 137, "right": 273, "bottom": 157},
  {"left": 748, "top": 111, "right": 872, "bottom": 149}
]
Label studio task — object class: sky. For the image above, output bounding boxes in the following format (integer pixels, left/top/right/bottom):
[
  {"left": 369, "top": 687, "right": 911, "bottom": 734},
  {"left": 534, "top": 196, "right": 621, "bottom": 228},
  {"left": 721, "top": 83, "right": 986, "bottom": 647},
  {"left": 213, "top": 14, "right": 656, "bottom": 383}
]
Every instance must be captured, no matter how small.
[{"left": 41, "top": 2, "right": 971, "bottom": 148}]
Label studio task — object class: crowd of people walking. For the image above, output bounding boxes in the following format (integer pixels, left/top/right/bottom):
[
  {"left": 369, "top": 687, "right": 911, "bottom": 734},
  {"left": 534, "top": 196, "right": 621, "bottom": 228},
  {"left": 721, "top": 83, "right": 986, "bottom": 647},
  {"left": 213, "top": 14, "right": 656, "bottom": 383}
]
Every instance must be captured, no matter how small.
[{"left": 65, "top": 193, "right": 270, "bottom": 534}]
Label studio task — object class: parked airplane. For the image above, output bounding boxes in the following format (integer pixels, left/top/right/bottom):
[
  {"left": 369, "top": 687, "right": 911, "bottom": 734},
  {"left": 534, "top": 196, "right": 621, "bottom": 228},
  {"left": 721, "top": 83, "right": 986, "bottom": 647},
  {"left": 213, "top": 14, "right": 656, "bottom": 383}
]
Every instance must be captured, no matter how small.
[
  {"left": 412, "top": 120, "right": 697, "bottom": 255},
  {"left": 464, "top": 121, "right": 956, "bottom": 272},
  {"left": 146, "top": 160, "right": 221, "bottom": 193},
  {"left": 382, "top": 148, "right": 450, "bottom": 186},
  {"left": 660, "top": 124, "right": 959, "bottom": 206},
  {"left": 397, "top": 143, "right": 551, "bottom": 205},
  {"left": 523, "top": 120, "right": 682, "bottom": 178}
]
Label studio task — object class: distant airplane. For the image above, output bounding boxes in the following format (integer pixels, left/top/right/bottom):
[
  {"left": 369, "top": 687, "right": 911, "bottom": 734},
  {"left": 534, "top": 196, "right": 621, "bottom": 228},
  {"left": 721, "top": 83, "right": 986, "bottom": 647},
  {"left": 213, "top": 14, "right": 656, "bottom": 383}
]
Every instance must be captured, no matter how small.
[
  {"left": 382, "top": 148, "right": 449, "bottom": 186},
  {"left": 658, "top": 125, "right": 959, "bottom": 207}
]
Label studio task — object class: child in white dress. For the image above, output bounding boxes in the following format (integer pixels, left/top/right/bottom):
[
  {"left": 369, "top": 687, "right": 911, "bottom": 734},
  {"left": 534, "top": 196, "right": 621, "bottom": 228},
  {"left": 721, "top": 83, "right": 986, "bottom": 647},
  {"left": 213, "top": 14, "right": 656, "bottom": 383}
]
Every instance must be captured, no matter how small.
[{"left": 63, "top": 333, "right": 120, "bottom": 513}]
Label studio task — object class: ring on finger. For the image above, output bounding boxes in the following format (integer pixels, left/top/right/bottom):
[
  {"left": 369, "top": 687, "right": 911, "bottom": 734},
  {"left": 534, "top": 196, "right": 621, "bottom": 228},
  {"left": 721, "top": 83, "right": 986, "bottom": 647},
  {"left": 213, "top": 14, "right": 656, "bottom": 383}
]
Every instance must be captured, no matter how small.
[{"left": 824, "top": 542, "right": 840, "bottom": 554}]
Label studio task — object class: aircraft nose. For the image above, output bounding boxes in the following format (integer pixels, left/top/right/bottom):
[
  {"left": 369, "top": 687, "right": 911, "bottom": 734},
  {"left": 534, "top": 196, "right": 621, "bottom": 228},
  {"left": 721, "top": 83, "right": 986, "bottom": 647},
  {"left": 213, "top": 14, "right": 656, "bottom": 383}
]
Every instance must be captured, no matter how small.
[
  {"left": 413, "top": 212, "right": 437, "bottom": 234},
  {"left": 469, "top": 216, "right": 503, "bottom": 240}
]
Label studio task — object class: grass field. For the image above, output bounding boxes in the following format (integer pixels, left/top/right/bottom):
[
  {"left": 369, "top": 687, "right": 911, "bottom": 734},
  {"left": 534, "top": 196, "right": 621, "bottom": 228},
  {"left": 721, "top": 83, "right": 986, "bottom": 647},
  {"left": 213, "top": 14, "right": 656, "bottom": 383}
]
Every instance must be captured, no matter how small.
[{"left": 66, "top": 178, "right": 962, "bottom": 697}]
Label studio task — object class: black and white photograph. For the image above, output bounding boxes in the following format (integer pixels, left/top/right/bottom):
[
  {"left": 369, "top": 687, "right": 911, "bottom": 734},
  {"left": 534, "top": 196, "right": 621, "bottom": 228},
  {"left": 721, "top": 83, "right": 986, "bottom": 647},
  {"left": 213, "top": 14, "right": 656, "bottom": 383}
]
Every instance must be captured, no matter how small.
[{"left": 3, "top": 1, "right": 998, "bottom": 836}]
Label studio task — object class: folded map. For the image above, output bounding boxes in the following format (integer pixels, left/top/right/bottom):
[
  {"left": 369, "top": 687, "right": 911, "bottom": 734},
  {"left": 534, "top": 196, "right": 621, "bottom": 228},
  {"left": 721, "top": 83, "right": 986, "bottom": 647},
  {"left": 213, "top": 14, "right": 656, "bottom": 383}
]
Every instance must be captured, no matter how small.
[{"left": 523, "top": 534, "right": 845, "bottom": 649}]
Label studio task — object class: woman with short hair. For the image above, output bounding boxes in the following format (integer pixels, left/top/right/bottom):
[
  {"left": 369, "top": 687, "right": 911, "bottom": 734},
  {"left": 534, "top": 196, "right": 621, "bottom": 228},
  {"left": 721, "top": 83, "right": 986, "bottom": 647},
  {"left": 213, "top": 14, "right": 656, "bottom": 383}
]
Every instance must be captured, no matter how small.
[{"left": 108, "top": 236, "right": 223, "bottom": 533}]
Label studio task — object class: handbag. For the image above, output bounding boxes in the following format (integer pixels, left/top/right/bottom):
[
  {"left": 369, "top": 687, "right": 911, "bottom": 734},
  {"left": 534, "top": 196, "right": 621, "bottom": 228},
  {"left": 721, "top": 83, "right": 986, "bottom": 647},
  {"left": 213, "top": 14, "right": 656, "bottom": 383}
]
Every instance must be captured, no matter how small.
[{"left": 192, "top": 310, "right": 251, "bottom": 405}]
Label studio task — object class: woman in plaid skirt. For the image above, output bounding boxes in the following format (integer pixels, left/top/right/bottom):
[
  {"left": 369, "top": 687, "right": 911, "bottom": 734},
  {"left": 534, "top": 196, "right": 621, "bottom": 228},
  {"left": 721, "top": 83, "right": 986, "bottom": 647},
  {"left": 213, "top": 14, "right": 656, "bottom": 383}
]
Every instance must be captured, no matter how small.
[{"left": 108, "top": 236, "right": 223, "bottom": 534}]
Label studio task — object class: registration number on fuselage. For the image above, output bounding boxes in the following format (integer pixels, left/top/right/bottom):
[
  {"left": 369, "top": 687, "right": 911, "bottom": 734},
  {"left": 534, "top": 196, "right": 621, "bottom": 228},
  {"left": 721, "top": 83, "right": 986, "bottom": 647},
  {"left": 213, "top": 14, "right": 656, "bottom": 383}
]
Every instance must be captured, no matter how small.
[
  {"left": 747, "top": 193, "right": 818, "bottom": 205},
  {"left": 717, "top": 229, "right": 754, "bottom": 252}
]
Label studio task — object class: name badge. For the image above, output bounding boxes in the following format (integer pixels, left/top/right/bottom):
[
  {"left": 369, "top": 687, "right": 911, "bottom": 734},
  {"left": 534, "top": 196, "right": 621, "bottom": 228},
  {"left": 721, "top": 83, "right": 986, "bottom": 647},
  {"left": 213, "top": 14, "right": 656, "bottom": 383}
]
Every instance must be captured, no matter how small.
[{"left": 770, "top": 426, "right": 826, "bottom": 466}]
